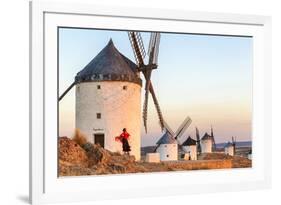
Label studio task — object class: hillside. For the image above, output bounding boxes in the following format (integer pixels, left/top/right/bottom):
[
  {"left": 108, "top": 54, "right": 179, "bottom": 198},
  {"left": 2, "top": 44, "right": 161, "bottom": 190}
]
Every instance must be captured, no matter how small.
[{"left": 59, "top": 137, "right": 251, "bottom": 176}]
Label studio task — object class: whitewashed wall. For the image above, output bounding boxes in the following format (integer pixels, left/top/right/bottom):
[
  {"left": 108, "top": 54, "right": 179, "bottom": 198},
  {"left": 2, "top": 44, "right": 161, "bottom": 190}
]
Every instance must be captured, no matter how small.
[
  {"left": 182, "top": 145, "right": 197, "bottom": 160},
  {"left": 156, "top": 144, "right": 178, "bottom": 161},
  {"left": 225, "top": 146, "right": 234, "bottom": 156},
  {"left": 201, "top": 139, "right": 212, "bottom": 153},
  {"left": 76, "top": 81, "right": 142, "bottom": 160}
]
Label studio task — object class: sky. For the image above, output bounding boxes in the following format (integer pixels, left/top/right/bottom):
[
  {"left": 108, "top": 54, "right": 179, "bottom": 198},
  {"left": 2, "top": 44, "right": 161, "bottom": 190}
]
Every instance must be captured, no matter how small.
[{"left": 59, "top": 28, "right": 253, "bottom": 146}]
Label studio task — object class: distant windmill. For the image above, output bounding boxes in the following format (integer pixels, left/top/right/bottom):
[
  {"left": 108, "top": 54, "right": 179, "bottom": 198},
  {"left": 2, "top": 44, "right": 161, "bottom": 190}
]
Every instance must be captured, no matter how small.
[
  {"left": 224, "top": 136, "right": 236, "bottom": 156},
  {"left": 128, "top": 32, "right": 164, "bottom": 132},
  {"left": 154, "top": 117, "right": 192, "bottom": 161}
]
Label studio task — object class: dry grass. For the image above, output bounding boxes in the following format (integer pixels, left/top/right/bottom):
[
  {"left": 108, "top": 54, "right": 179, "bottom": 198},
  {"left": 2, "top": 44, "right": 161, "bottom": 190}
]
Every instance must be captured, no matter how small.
[{"left": 72, "top": 129, "right": 87, "bottom": 147}]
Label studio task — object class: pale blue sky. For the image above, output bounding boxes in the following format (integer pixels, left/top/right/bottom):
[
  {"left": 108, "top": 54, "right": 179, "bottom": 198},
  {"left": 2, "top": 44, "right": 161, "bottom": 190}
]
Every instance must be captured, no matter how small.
[{"left": 59, "top": 28, "right": 252, "bottom": 146}]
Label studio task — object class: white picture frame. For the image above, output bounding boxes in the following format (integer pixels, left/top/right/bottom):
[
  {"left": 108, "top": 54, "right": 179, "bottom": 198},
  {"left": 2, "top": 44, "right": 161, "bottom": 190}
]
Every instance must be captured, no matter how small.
[{"left": 30, "top": 1, "right": 272, "bottom": 204}]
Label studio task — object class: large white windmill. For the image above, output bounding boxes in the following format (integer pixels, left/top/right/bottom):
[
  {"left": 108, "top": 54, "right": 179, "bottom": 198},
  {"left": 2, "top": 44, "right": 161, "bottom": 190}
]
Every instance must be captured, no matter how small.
[{"left": 59, "top": 31, "right": 164, "bottom": 161}]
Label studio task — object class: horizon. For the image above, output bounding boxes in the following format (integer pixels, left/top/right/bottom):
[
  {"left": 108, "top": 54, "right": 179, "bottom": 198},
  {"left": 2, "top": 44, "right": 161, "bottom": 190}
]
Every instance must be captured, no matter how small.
[{"left": 59, "top": 28, "right": 253, "bottom": 147}]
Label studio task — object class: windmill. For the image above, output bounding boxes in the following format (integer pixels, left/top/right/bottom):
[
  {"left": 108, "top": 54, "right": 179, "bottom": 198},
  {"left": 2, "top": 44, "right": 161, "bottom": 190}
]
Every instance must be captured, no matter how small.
[
  {"left": 58, "top": 30, "right": 188, "bottom": 160},
  {"left": 154, "top": 116, "right": 192, "bottom": 161},
  {"left": 128, "top": 32, "right": 164, "bottom": 133},
  {"left": 165, "top": 117, "right": 192, "bottom": 142},
  {"left": 60, "top": 31, "right": 166, "bottom": 133}
]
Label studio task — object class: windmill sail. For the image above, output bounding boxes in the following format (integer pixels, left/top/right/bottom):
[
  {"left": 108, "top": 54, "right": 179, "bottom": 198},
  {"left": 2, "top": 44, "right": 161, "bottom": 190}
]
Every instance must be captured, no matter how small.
[
  {"left": 148, "top": 83, "right": 165, "bottom": 130},
  {"left": 128, "top": 31, "right": 164, "bottom": 132},
  {"left": 211, "top": 126, "right": 217, "bottom": 151},
  {"left": 162, "top": 116, "right": 192, "bottom": 151},
  {"left": 174, "top": 117, "right": 192, "bottom": 139},
  {"left": 59, "top": 81, "right": 76, "bottom": 101},
  {"left": 128, "top": 32, "right": 146, "bottom": 66},
  {"left": 163, "top": 121, "right": 175, "bottom": 136},
  {"left": 196, "top": 127, "right": 201, "bottom": 153},
  {"left": 148, "top": 33, "right": 161, "bottom": 65},
  {"left": 142, "top": 32, "right": 161, "bottom": 132},
  {"left": 232, "top": 136, "right": 236, "bottom": 155}
]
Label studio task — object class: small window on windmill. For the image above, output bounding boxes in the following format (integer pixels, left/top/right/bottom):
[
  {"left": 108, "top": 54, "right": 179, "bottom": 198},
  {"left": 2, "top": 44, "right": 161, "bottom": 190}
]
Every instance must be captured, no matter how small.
[
  {"left": 123, "top": 85, "right": 127, "bottom": 90},
  {"left": 96, "top": 113, "right": 101, "bottom": 119},
  {"left": 166, "top": 155, "right": 169, "bottom": 158},
  {"left": 97, "top": 85, "right": 101, "bottom": 89},
  {"left": 164, "top": 145, "right": 167, "bottom": 148}
]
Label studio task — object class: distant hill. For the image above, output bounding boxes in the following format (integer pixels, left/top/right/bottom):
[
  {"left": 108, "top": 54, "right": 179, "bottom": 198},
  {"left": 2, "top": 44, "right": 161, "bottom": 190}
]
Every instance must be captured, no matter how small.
[{"left": 215, "top": 141, "right": 252, "bottom": 148}]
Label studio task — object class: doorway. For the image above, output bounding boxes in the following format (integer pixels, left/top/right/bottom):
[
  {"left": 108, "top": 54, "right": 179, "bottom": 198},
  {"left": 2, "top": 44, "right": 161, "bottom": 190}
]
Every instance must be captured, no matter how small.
[{"left": 94, "top": 134, "right": 105, "bottom": 148}]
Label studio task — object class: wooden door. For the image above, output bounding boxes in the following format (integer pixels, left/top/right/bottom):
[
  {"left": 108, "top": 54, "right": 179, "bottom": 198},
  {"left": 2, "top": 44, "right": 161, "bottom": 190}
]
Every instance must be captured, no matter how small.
[{"left": 94, "top": 134, "right": 104, "bottom": 148}]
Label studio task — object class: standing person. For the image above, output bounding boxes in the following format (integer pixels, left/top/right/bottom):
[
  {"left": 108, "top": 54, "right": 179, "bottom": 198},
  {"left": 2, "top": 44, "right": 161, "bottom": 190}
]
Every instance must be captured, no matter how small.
[{"left": 115, "top": 128, "right": 131, "bottom": 155}]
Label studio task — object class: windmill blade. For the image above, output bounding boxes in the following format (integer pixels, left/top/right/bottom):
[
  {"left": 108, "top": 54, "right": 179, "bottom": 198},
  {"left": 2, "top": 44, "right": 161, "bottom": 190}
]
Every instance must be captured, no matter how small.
[
  {"left": 232, "top": 136, "right": 237, "bottom": 155},
  {"left": 195, "top": 127, "right": 201, "bottom": 154},
  {"left": 142, "top": 69, "right": 152, "bottom": 133},
  {"left": 128, "top": 31, "right": 164, "bottom": 131},
  {"left": 210, "top": 125, "right": 216, "bottom": 151},
  {"left": 128, "top": 32, "right": 146, "bottom": 66},
  {"left": 212, "top": 136, "right": 217, "bottom": 151},
  {"left": 148, "top": 82, "right": 165, "bottom": 131},
  {"left": 174, "top": 116, "right": 192, "bottom": 139},
  {"left": 148, "top": 32, "right": 161, "bottom": 65},
  {"left": 59, "top": 82, "right": 75, "bottom": 101},
  {"left": 163, "top": 121, "right": 175, "bottom": 136},
  {"left": 196, "top": 127, "right": 200, "bottom": 142},
  {"left": 142, "top": 32, "right": 161, "bottom": 132}
]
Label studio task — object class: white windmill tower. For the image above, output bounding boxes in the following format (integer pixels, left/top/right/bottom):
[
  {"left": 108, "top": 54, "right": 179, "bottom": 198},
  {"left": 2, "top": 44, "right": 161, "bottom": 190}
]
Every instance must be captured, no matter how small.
[
  {"left": 182, "top": 136, "right": 197, "bottom": 160},
  {"left": 224, "top": 137, "right": 236, "bottom": 156},
  {"left": 200, "top": 126, "right": 217, "bottom": 153},
  {"left": 60, "top": 39, "right": 142, "bottom": 160},
  {"left": 155, "top": 132, "right": 178, "bottom": 161},
  {"left": 201, "top": 133, "right": 213, "bottom": 153},
  {"left": 60, "top": 31, "right": 164, "bottom": 161},
  {"left": 155, "top": 117, "right": 192, "bottom": 161}
]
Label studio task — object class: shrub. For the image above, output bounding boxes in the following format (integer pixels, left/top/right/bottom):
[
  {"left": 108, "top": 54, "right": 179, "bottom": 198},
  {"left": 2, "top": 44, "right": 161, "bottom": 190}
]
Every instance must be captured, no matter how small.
[{"left": 72, "top": 129, "right": 87, "bottom": 147}]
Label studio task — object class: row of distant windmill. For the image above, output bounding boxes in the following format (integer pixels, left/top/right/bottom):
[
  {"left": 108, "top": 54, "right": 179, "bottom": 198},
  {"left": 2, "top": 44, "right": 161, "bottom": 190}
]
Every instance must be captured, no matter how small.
[
  {"left": 59, "top": 29, "right": 237, "bottom": 162},
  {"left": 149, "top": 123, "right": 237, "bottom": 162}
]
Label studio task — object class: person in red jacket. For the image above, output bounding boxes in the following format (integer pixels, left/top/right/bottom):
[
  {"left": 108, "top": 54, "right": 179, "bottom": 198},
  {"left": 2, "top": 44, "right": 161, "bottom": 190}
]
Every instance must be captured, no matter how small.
[{"left": 115, "top": 128, "right": 131, "bottom": 155}]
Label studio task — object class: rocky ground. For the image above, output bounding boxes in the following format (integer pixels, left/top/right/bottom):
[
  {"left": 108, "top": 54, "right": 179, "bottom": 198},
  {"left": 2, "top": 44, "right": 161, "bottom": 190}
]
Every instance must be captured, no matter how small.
[{"left": 59, "top": 136, "right": 251, "bottom": 176}]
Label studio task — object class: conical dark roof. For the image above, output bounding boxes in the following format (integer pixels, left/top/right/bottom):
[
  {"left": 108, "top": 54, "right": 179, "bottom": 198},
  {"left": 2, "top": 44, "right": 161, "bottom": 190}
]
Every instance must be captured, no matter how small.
[
  {"left": 201, "top": 132, "right": 213, "bottom": 141},
  {"left": 224, "top": 142, "right": 233, "bottom": 148},
  {"left": 75, "top": 39, "right": 142, "bottom": 85},
  {"left": 156, "top": 131, "right": 177, "bottom": 145},
  {"left": 182, "top": 136, "right": 197, "bottom": 146}
]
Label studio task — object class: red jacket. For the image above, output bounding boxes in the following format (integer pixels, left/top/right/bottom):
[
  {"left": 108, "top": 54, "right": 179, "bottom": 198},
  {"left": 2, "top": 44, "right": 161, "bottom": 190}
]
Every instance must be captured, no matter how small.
[{"left": 115, "top": 132, "right": 130, "bottom": 141}]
